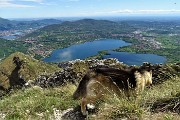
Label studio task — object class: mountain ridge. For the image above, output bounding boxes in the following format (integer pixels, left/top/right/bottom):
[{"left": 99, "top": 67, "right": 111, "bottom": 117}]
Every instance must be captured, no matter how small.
[
  {"left": 0, "top": 17, "right": 63, "bottom": 31},
  {"left": 21, "top": 19, "right": 134, "bottom": 37}
]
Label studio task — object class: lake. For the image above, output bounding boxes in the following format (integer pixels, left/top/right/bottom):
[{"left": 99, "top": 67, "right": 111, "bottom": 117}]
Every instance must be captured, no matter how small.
[
  {"left": 43, "top": 39, "right": 166, "bottom": 65},
  {"left": 103, "top": 51, "right": 166, "bottom": 65},
  {"left": 0, "top": 32, "right": 24, "bottom": 40},
  {"left": 0, "top": 35, "right": 16, "bottom": 40}
]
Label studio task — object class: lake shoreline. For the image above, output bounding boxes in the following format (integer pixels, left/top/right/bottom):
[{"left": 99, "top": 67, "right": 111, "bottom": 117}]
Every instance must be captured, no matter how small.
[{"left": 43, "top": 39, "right": 166, "bottom": 65}]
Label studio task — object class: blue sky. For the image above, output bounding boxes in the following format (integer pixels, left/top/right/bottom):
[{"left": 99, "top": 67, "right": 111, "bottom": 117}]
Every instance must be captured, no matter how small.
[{"left": 0, "top": 0, "right": 180, "bottom": 18}]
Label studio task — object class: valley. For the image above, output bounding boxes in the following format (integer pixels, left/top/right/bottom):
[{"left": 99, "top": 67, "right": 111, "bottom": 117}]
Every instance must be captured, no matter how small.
[{"left": 0, "top": 18, "right": 180, "bottom": 63}]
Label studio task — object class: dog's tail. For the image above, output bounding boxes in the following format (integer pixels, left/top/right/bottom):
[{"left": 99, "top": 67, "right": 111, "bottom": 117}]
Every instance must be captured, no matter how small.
[{"left": 73, "top": 71, "right": 95, "bottom": 99}]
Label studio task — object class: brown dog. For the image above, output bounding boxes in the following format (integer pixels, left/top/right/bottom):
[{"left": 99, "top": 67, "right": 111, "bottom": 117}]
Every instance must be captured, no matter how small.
[{"left": 73, "top": 66, "right": 152, "bottom": 115}]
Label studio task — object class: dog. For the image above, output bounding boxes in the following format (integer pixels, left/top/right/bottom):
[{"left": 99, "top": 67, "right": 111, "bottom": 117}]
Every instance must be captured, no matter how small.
[{"left": 73, "top": 65, "right": 152, "bottom": 115}]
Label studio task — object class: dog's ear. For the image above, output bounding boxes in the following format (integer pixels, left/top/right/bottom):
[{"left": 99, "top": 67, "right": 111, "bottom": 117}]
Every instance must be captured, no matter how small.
[
  {"left": 150, "top": 70, "right": 152, "bottom": 76},
  {"left": 139, "top": 62, "right": 153, "bottom": 72}
]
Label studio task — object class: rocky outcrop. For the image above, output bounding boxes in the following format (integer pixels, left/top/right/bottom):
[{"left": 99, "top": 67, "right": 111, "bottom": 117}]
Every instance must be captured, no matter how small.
[
  {"left": 33, "top": 58, "right": 127, "bottom": 88},
  {"left": 151, "top": 63, "right": 180, "bottom": 84},
  {"left": 33, "top": 68, "right": 78, "bottom": 88},
  {"left": 32, "top": 58, "right": 180, "bottom": 88}
]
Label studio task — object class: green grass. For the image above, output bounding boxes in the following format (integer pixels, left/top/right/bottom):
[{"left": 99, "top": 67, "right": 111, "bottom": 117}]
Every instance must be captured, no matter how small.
[
  {"left": 88, "top": 76, "right": 180, "bottom": 120},
  {"left": 0, "top": 76, "right": 179, "bottom": 119},
  {"left": 0, "top": 84, "right": 78, "bottom": 120}
]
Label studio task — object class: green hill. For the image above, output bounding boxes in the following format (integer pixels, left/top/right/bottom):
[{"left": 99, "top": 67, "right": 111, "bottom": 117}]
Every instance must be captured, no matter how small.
[
  {"left": 0, "top": 52, "right": 60, "bottom": 89},
  {"left": 22, "top": 19, "right": 135, "bottom": 39}
]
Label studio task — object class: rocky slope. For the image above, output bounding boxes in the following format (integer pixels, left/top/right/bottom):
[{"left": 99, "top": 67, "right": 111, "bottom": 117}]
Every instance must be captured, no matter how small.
[{"left": 33, "top": 58, "right": 180, "bottom": 88}]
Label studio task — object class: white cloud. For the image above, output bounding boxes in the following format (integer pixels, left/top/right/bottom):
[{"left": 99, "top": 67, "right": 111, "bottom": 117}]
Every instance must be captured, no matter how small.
[
  {"left": 0, "top": 0, "right": 35, "bottom": 8},
  {"left": 20, "top": 0, "right": 43, "bottom": 2},
  {"left": 82, "top": 9, "right": 180, "bottom": 17},
  {"left": 0, "top": 0, "right": 46, "bottom": 8},
  {"left": 110, "top": 9, "right": 180, "bottom": 14},
  {"left": 19, "top": 0, "right": 44, "bottom": 4},
  {"left": 59, "top": 50, "right": 72, "bottom": 61}
]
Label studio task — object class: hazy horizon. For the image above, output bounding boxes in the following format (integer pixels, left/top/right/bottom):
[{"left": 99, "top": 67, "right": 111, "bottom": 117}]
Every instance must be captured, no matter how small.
[{"left": 2, "top": 15, "right": 180, "bottom": 22}]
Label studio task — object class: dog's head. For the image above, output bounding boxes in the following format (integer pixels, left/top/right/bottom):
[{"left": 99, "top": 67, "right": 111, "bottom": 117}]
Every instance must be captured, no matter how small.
[
  {"left": 136, "top": 63, "right": 153, "bottom": 87},
  {"left": 144, "top": 70, "right": 153, "bottom": 86}
]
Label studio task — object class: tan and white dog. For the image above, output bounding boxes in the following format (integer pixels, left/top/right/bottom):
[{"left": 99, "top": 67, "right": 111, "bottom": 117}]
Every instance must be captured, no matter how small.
[{"left": 73, "top": 65, "right": 152, "bottom": 115}]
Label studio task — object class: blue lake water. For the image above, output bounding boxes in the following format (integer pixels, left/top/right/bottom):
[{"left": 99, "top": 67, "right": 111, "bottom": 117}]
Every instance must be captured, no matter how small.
[
  {"left": 0, "top": 35, "right": 16, "bottom": 40},
  {"left": 103, "top": 51, "right": 166, "bottom": 66},
  {"left": 43, "top": 39, "right": 166, "bottom": 65},
  {"left": 1, "top": 32, "right": 23, "bottom": 40}
]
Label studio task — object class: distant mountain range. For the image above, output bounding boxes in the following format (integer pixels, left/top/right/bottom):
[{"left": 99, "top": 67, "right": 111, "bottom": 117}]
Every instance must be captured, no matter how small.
[
  {"left": 21, "top": 19, "right": 135, "bottom": 39},
  {"left": 0, "top": 17, "right": 63, "bottom": 31}
]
